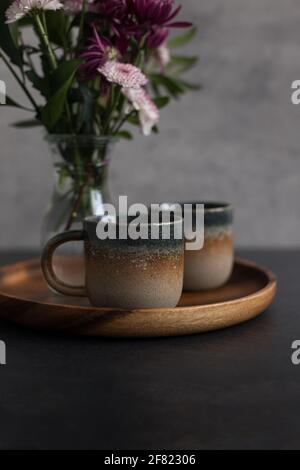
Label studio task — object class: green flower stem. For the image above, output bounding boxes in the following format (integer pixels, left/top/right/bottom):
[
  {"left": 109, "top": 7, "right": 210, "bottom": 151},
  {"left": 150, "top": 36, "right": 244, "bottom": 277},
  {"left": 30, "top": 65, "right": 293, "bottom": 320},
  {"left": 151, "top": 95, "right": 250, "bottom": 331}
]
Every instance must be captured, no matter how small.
[
  {"left": 74, "top": 148, "right": 84, "bottom": 184},
  {"left": 64, "top": 164, "right": 91, "bottom": 231},
  {"left": 112, "top": 110, "right": 135, "bottom": 135},
  {"left": 34, "top": 13, "right": 57, "bottom": 71},
  {"left": 103, "top": 85, "right": 117, "bottom": 134},
  {"left": 0, "top": 50, "right": 39, "bottom": 113},
  {"left": 64, "top": 182, "right": 85, "bottom": 231},
  {"left": 136, "top": 37, "right": 146, "bottom": 69},
  {"left": 41, "top": 11, "right": 48, "bottom": 34},
  {"left": 65, "top": 101, "right": 74, "bottom": 133},
  {"left": 77, "top": 0, "right": 87, "bottom": 53},
  {"left": 34, "top": 13, "right": 74, "bottom": 131},
  {"left": 111, "top": 37, "right": 147, "bottom": 135}
]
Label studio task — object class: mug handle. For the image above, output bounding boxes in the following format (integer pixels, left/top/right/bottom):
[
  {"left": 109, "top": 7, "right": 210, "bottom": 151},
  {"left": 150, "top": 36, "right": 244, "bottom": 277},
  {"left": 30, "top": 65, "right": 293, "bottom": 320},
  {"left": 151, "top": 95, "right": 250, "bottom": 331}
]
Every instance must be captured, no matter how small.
[{"left": 41, "top": 230, "right": 87, "bottom": 297}]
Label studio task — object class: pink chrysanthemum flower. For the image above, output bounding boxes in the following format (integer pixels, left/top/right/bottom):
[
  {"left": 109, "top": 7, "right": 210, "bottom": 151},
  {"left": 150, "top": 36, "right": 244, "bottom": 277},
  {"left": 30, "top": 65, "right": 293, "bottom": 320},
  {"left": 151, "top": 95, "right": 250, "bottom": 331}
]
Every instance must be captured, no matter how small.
[
  {"left": 79, "top": 27, "right": 146, "bottom": 88},
  {"left": 156, "top": 41, "right": 171, "bottom": 69},
  {"left": 5, "top": 0, "right": 63, "bottom": 24},
  {"left": 98, "top": 62, "right": 148, "bottom": 89},
  {"left": 122, "top": 87, "right": 159, "bottom": 136},
  {"left": 79, "top": 26, "right": 120, "bottom": 81},
  {"left": 64, "top": 0, "right": 97, "bottom": 13}
]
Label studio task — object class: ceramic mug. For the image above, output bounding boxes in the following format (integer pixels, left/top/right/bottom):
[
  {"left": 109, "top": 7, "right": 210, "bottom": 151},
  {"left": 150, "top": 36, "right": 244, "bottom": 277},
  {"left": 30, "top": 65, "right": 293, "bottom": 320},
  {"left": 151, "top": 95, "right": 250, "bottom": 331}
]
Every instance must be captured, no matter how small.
[
  {"left": 41, "top": 215, "right": 184, "bottom": 309},
  {"left": 182, "top": 202, "right": 234, "bottom": 290}
]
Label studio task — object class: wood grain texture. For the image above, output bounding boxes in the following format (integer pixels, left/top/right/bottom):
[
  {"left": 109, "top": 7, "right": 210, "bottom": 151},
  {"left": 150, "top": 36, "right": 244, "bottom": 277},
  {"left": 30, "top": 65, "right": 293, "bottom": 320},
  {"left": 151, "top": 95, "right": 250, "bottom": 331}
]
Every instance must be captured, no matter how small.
[{"left": 0, "top": 258, "right": 277, "bottom": 337}]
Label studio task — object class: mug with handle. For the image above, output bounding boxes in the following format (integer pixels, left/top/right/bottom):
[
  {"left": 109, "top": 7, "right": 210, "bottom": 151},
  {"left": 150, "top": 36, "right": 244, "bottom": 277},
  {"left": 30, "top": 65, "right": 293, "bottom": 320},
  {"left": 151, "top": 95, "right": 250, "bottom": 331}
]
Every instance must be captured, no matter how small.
[{"left": 41, "top": 214, "right": 185, "bottom": 309}]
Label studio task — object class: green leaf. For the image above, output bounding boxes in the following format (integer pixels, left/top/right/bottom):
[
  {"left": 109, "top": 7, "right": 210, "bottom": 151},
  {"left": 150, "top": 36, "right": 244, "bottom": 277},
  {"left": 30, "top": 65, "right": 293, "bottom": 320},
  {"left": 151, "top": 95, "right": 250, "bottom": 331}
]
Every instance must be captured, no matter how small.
[
  {"left": 46, "top": 10, "right": 67, "bottom": 47},
  {"left": 11, "top": 119, "right": 41, "bottom": 128},
  {"left": 18, "top": 17, "right": 33, "bottom": 28},
  {"left": 168, "top": 55, "right": 198, "bottom": 74},
  {"left": 4, "top": 96, "right": 20, "bottom": 108},
  {"left": 116, "top": 130, "right": 133, "bottom": 140},
  {"left": 29, "top": 59, "right": 81, "bottom": 100},
  {"left": 2, "top": 96, "right": 33, "bottom": 111},
  {"left": 50, "top": 59, "right": 81, "bottom": 90},
  {"left": 151, "top": 81, "right": 161, "bottom": 97},
  {"left": 175, "top": 78, "right": 202, "bottom": 91},
  {"left": 76, "top": 85, "right": 98, "bottom": 134},
  {"left": 149, "top": 74, "right": 186, "bottom": 98},
  {"left": 8, "top": 23, "right": 19, "bottom": 49},
  {"left": 41, "top": 79, "right": 73, "bottom": 129},
  {"left": 153, "top": 96, "right": 170, "bottom": 108},
  {"left": 150, "top": 74, "right": 200, "bottom": 99},
  {"left": 0, "top": 1, "right": 23, "bottom": 67},
  {"left": 40, "top": 62, "right": 79, "bottom": 130},
  {"left": 168, "top": 27, "right": 197, "bottom": 49},
  {"left": 127, "top": 113, "right": 140, "bottom": 126},
  {"left": 58, "top": 167, "right": 68, "bottom": 189},
  {"left": 26, "top": 70, "right": 50, "bottom": 97}
]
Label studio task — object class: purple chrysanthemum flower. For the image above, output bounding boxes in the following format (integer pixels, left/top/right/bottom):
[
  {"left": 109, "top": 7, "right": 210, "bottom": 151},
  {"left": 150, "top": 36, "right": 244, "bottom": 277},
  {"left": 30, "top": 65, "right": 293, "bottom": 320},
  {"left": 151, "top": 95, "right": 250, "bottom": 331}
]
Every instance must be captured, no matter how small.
[
  {"left": 79, "top": 25, "right": 148, "bottom": 88},
  {"left": 79, "top": 26, "right": 119, "bottom": 81},
  {"left": 128, "top": 0, "right": 192, "bottom": 29},
  {"left": 96, "top": 0, "right": 128, "bottom": 19},
  {"left": 91, "top": 1, "right": 129, "bottom": 54},
  {"left": 94, "top": 0, "right": 128, "bottom": 34},
  {"left": 146, "top": 26, "right": 169, "bottom": 48}
]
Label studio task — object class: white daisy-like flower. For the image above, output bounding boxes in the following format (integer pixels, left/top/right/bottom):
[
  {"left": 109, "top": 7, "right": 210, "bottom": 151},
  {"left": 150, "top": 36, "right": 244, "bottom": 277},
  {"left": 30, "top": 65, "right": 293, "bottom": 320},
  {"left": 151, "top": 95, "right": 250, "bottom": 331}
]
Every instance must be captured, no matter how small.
[
  {"left": 122, "top": 87, "right": 160, "bottom": 136},
  {"left": 5, "top": 0, "right": 63, "bottom": 24},
  {"left": 98, "top": 61, "right": 148, "bottom": 89}
]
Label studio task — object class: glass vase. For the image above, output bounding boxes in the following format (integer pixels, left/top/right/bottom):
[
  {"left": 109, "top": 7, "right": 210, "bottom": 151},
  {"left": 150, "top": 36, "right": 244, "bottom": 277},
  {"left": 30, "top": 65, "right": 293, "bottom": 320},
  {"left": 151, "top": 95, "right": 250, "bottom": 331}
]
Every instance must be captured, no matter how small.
[{"left": 41, "top": 135, "right": 116, "bottom": 287}]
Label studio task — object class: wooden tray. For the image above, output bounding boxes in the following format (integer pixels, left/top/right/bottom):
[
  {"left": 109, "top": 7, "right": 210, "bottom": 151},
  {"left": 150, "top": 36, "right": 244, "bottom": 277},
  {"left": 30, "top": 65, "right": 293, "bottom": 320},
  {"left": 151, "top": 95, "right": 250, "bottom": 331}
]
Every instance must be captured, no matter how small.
[{"left": 0, "top": 258, "right": 276, "bottom": 338}]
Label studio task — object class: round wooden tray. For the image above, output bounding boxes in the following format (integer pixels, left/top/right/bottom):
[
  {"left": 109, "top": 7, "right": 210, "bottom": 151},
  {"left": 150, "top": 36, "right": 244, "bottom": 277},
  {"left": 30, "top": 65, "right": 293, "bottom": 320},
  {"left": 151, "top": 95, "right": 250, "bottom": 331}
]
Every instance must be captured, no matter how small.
[{"left": 0, "top": 258, "right": 276, "bottom": 338}]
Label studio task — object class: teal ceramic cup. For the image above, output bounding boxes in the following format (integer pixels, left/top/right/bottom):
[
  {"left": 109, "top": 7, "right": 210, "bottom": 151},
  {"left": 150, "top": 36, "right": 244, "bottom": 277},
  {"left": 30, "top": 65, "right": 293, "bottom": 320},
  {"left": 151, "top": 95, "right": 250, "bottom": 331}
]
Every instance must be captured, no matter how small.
[
  {"left": 160, "top": 201, "right": 234, "bottom": 290},
  {"left": 41, "top": 214, "right": 184, "bottom": 309},
  {"left": 182, "top": 202, "right": 234, "bottom": 290}
]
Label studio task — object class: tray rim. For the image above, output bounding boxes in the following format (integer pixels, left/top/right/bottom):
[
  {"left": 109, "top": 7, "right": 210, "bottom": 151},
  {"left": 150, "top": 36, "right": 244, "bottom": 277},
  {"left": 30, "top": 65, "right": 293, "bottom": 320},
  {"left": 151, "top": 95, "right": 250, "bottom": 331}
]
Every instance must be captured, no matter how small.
[{"left": 0, "top": 257, "right": 277, "bottom": 314}]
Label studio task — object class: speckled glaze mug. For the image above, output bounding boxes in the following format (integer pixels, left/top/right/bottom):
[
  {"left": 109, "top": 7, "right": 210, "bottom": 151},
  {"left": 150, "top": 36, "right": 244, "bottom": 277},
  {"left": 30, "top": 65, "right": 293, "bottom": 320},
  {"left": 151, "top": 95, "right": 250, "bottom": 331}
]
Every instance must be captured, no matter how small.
[
  {"left": 41, "top": 215, "right": 184, "bottom": 309},
  {"left": 182, "top": 202, "right": 234, "bottom": 291}
]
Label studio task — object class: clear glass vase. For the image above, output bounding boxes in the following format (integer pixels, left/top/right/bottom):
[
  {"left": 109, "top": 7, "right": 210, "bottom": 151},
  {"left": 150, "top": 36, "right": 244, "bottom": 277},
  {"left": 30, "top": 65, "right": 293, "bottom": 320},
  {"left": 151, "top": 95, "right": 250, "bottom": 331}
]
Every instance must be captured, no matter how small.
[{"left": 41, "top": 134, "right": 116, "bottom": 287}]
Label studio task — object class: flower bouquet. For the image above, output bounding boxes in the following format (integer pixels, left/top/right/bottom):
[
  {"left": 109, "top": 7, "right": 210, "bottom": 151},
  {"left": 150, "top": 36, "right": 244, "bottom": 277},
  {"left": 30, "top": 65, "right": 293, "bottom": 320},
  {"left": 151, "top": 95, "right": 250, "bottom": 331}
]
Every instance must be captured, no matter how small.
[{"left": 0, "top": 0, "right": 198, "bottom": 238}]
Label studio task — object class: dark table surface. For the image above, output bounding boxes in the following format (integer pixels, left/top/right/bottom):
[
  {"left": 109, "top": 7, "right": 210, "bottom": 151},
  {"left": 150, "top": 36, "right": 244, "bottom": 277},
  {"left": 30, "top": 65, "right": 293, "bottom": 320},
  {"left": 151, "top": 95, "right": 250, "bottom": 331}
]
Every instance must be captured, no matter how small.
[{"left": 0, "top": 249, "right": 298, "bottom": 450}]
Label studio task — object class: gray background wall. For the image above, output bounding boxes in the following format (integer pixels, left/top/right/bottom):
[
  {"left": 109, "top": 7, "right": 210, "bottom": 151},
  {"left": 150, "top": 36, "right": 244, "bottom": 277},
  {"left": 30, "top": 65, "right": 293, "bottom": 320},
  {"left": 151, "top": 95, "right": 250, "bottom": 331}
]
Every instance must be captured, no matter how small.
[{"left": 0, "top": 0, "right": 299, "bottom": 249}]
